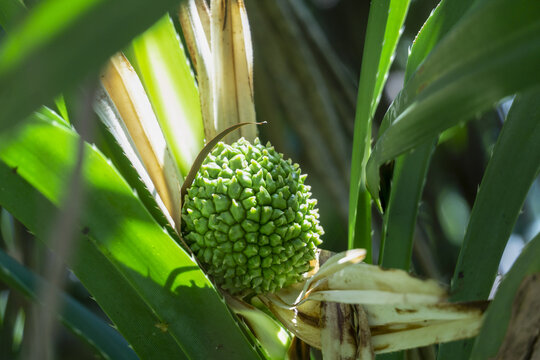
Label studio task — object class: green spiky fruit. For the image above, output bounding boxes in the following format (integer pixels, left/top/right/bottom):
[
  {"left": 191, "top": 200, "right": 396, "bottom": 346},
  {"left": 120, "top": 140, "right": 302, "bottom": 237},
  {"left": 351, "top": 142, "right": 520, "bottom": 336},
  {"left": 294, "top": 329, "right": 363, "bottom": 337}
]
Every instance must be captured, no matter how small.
[{"left": 182, "top": 138, "right": 324, "bottom": 294}]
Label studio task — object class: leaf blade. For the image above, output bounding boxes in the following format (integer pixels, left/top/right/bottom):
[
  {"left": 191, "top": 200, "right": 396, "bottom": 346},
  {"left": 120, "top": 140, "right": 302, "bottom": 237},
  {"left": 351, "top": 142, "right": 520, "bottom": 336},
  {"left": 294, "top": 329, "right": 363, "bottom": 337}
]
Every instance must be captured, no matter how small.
[
  {"left": 379, "top": 0, "right": 474, "bottom": 270},
  {"left": 0, "top": 114, "right": 262, "bottom": 359},
  {"left": 0, "top": 154, "right": 187, "bottom": 360},
  {"left": 0, "top": 0, "right": 184, "bottom": 134},
  {"left": 0, "top": 248, "right": 138, "bottom": 360},
  {"left": 128, "top": 15, "right": 205, "bottom": 176},
  {"left": 366, "top": 0, "right": 540, "bottom": 199},
  {"left": 470, "top": 232, "right": 540, "bottom": 359},
  {"left": 348, "top": 0, "right": 411, "bottom": 258},
  {"left": 438, "top": 87, "right": 540, "bottom": 360}
]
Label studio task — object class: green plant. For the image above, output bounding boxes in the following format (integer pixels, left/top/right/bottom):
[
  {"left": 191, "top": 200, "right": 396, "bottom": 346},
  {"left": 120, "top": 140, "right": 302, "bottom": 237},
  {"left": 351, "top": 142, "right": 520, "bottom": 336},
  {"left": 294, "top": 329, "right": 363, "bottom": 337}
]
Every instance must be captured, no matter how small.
[{"left": 0, "top": 0, "right": 539, "bottom": 359}]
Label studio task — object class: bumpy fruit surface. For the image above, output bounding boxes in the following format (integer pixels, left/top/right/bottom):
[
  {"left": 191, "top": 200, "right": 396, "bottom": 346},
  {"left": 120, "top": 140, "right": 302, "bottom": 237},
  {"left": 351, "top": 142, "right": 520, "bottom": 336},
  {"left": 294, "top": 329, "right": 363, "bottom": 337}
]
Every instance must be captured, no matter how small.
[{"left": 182, "top": 138, "right": 323, "bottom": 294}]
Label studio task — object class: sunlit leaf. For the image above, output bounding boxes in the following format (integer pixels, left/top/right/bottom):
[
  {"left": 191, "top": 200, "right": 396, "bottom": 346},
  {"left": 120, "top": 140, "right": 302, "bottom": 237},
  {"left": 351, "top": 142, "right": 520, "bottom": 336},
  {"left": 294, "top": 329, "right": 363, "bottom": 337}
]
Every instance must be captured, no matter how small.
[
  {"left": 0, "top": 112, "right": 262, "bottom": 359},
  {"left": 128, "top": 15, "right": 205, "bottom": 176},
  {"left": 0, "top": 0, "right": 184, "bottom": 134}
]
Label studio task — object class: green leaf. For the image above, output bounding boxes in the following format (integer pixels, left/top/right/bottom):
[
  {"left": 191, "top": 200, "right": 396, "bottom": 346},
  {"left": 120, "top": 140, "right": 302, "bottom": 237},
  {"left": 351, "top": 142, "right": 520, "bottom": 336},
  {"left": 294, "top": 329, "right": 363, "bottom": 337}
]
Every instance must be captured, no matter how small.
[
  {"left": 0, "top": 0, "right": 185, "bottom": 134},
  {"left": 0, "top": 160, "right": 186, "bottom": 359},
  {"left": 127, "top": 15, "right": 205, "bottom": 176},
  {"left": 379, "top": 142, "right": 434, "bottom": 271},
  {"left": 379, "top": 0, "right": 474, "bottom": 270},
  {"left": 1, "top": 209, "right": 16, "bottom": 252},
  {"left": 12, "top": 307, "right": 24, "bottom": 352},
  {"left": 0, "top": 114, "right": 262, "bottom": 359},
  {"left": 0, "top": 0, "right": 26, "bottom": 31},
  {"left": 403, "top": 0, "right": 479, "bottom": 82},
  {"left": 0, "top": 248, "right": 138, "bottom": 360},
  {"left": 470, "top": 232, "right": 540, "bottom": 359},
  {"left": 92, "top": 88, "right": 177, "bottom": 231},
  {"left": 366, "top": 0, "right": 540, "bottom": 199},
  {"left": 227, "top": 295, "right": 291, "bottom": 360},
  {"left": 348, "top": 0, "right": 410, "bottom": 259},
  {"left": 0, "top": 119, "right": 187, "bottom": 359},
  {"left": 437, "top": 89, "right": 540, "bottom": 359}
]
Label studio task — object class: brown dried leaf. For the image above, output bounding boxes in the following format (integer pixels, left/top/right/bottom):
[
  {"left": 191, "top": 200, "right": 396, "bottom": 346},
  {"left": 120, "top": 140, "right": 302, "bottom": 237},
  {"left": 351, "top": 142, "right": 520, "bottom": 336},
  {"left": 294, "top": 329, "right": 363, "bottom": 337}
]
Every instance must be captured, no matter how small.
[
  {"left": 495, "top": 273, "right": 540, "bottom": 360},
  {"left": 262, "top": 249, "right": 488, "bottom": 355},
  {"left": 321, "top": 302, "right": 374, "bottom": 360}
]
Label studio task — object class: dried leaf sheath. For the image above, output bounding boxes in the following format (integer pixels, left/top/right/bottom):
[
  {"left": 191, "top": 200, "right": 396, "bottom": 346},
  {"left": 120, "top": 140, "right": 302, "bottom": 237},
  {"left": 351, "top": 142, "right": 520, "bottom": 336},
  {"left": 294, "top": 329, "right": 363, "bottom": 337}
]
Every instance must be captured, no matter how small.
[
  {"left": 178, "top": 0, "right": 215, "bottom": 140},
  {"left": 229, "top": 0, "right": 257, "bottom": 141},
  {"left": 261, "top": 250, "right": 487, "bottom": 355},
  {"left": 321, "top": 302, "right": 374, "bottom": 360},
  {"left": 100, "top": 54, "right": 183, "bottom": 229},
  {"left": 210, "top": 0, "right": 256, "bottom": 143},
  {"left": 180, "top": 0, "right": 257, "bottom": 143}
]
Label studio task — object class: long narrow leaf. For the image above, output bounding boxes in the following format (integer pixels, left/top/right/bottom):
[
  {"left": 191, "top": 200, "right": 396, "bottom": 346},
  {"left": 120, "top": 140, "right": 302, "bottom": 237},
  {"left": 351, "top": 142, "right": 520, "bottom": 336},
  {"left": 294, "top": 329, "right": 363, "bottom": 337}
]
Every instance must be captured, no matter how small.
[
  {"left": 379, "top": 0, "right": 474, "bottom": 269},
  {"left": 90, "top": 108, "right": 175, "bottom": 234},
  {"left": 0, "top": 155, "right": 186, "bottom": 359},
  {"left": 210, "top": 0, "right": 257, "bottom": 142},
  {"left": 437, "top": 89, "right": 540, "bottom": 359},
  {"left": 0, "top": 0, "right": 183, "bottom": 134},
  {"left": 178, "top": 0, "right": 215, "bottom": 140},
  {"left": 366, "top": 0, "right": 540, "bottom": 199},
  {"left": 93, "top": 85, "right": 177, "bottom": 226},
  {"left": 100, "top": 54, "right": 183, "bottom": 229},
  {"left": 0, "top": 248, "right": 137, "bottom": 360},
  {"left": 379, "top": 143, "right": 434, "bottom": 268},
  {"left": 0, "top": 114, "right": 262, "bottom": 358},
  {"left": 403, "top": 0, "right": 480, "bottom": 82},
  {"left": 470, "top": 232, "right": 540, "bottom": 359},
  {"left": 128, "top": 15, "right": 205, "bottom": 176},
  {"left": 348, "top": 0, "right": 410, "bottom": 258}
]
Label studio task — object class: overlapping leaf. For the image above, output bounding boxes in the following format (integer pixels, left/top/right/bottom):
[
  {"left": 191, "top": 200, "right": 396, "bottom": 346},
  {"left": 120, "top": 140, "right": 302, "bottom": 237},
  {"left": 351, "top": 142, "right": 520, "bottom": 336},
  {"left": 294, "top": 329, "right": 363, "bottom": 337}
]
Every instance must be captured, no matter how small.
[
  {"left": 366, "top": 0, "right": 540, "bottom": 199},
  {"left": 379, "top": 0, "right": 475, "bottom": 269},
  {"left": 471, "top": 232, "right": 540, "bottom": 359},
  {"left": 0, "top": 248, "right": 137, "bottom": 360},
  {"left": 262, "top": 250, "right": 485, "bottom": 356},
  {"left": 348, "top": 0, "right": 410, "bottom": 257},
  {"left": 0, "top": 0, "right": 187, "bottom": 134},
  {"left": 438, "top": 86, "right": 540, "bottom": 359},
  {"left": 0, "top": 112, "right": 261, "bottom": 359},
  {"left": 128, "top": 15, "right": 205, "bottom": 176}
]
